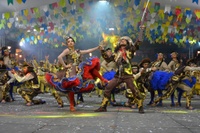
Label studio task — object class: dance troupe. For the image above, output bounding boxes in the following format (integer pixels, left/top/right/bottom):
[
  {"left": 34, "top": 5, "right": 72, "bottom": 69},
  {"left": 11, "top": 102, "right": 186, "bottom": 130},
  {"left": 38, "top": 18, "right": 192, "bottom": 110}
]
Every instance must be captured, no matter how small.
[{"left": 1, "top": 25, "right": 200, "bottom": 114}]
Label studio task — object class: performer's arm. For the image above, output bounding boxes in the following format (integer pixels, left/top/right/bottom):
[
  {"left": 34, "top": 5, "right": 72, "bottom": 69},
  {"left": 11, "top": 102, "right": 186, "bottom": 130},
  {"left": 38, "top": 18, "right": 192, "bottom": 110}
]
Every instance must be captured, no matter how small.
[
  {"left": 184, "top": 66, "right": 200, "bottom": 71},
  {"left": 80, "top": 46, "right": 99, "bottom": 55},
  {"left": 101, "top": 60, "right": 109, "bottom": 71},
  {"left": 167, "top": 61, "right": 173, "bottom": 71},
  {"left": 161, "top": 62, "right": 170, "bottom": 71},
  {"left": 58, "top": 49, "right": 71, "bottom": 68},
  {"left": 133, "top": 72, "right": 142, "bottom": 80},
  {"left": 13, "top": 73, "right": 34, "bottom": 82},
  {"left": 101, "top": 50, "right": 115, "bottom": 63},
  {"left": 133, "top": 25, "right": 145, "bottom": 49}
]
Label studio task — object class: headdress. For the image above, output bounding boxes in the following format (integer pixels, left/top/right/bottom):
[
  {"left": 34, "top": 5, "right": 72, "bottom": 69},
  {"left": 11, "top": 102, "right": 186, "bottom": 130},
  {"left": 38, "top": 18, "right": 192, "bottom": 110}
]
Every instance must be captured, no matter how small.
[
  {"left": 65, "top": 36, "right": 75, "bottom": 43},
  {"left": 139, "top": 58, "right": 151, "bottom": 67},
  {"left": 117, "top": 36, "right": 134, "bottom": 46}
]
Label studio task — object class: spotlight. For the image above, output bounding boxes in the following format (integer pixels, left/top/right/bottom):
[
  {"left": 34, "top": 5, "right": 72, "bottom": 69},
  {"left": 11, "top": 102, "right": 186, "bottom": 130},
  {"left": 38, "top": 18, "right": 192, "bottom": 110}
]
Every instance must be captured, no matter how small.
[
  {"left": 109, "top": 28, "right": 115, "bottom": 31},
  {"left": 99, "top": 0, "right": 109, "bottom": 4},
  {"left": 7, "top": 46, "right": 11, "bottom": 49},
  {"left": 19, "top": 42, "right": 24, "bottom": 46}
]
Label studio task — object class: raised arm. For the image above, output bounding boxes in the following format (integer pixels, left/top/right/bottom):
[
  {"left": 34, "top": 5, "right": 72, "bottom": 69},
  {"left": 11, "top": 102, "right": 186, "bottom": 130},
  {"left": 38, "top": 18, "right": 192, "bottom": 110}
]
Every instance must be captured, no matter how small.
[
  {"left": 79, "top": 46, "right": 99, "bottom": 55},
  {"left": 57, "top": 48, "right": 71, "bottom": 68}
]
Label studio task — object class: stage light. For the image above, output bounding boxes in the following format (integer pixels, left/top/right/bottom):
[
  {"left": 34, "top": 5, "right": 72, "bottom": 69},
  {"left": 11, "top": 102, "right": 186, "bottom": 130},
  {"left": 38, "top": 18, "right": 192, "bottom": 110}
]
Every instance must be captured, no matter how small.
[
  {"left": 7, "top": 46, "right": 11, "bottom": 49},
  {"left": 98, "top": 0, "right": 109, "bottom": 4},
  {"left": 19, "top": 41, "right": 24, "bottom": 46},
  {"left": 109, "top": 28, "right": 115, "bottom": 31}
]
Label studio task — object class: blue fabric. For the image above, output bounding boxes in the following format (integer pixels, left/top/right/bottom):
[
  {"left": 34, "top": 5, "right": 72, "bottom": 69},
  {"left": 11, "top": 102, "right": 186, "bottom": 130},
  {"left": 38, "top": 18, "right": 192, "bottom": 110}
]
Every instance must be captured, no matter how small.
[
  {"left": 150, "top": 71, "right": 174, "bottom": 90},
  {"left": 103, "top": 70, "right": 116, "bottom": 80},
  {"left": 182, "top": 76, "right": 196, "bottom": 88}
]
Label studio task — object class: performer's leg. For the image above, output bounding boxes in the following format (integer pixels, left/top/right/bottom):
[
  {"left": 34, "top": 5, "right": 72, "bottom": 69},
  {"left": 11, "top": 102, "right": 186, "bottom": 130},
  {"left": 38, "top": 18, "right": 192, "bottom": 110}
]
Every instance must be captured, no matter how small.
[
  {"left": 147, "top": 90, "right": 155, "bottom": 105},
  {"left": 68, "top": 92, "right": 76, "bottom": 111},
  {"left": 38, "top": 76, "right": 45, "bottom": 93},
  {"left": 125, "top": 78, "right": 144, "bottom": 113},
  {"left": 111, "top": 91, "right": 116, "bottom": 102},
  {"left": 91, "top": 69, "right": 108, "bottom": 85},
  {"left": 177, "top": 84, "right": 194, "bottom": 110},
  {"left": 157, "top": 89, "right": 163, "bottom": 106},
  {"left": 77, "top": 93, "right": 84, "bottom": 104},
  {"left": 170, "top": 92, "right": 175, "bottom": 106},
  {"left": 175, "top": 88, "right": 183, "bottom": 106},
  {"left": 153, "top": 82, "right": 177, "bottom": 105},
  {"left": 17, "top": 88, "right": 33, "bottom": 106},
  {"left": 1, "top": 84, "right": 10, "bottom": 103},
  {"left": 9, "top": 83, "right": 14, "bottom": 101},
  {"left": 51, "top": 89, "right": 64, "bottom": 108},
  {"left": 94, "top": 78, "right": 121, "bottom": 112}
]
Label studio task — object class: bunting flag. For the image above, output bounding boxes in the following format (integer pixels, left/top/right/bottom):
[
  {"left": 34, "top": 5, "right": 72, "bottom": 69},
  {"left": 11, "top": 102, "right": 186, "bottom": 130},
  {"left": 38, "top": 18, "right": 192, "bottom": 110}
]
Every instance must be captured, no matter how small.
[
  {"left": 7, "top": 0, "right": 13, "bottom": 5},
  {"left": 59, "top": 0, "right": 66, "bottom": 7},
  {"left": 185, "top": 8, "right": 192, "bottom": 18},
  {"left": 164, "top": 5, "right": 171, "bottom": 13},
  {"left": 16, "top": 0, "right": 22, "bottom": 4},
  {"left": 134, "top": 0, "right": 140, "bottom": 6},
  {"left": 175, "top": 6, "right": 181, "bottom": 16},
  {"left": 194, "top": 10, "right": 200, "bottom": 19},
  {"left": 2, "top": 0, "right": 200, "bottom": 47},
  {"left": 68, "top": 0, "right": 76, "bottom": 5},
  {"left": 192, "top": 0, "right": 199, "bottom": 4},
  {"left": 23, "top": 9, "right": 29, "bottom": 17},
  {"left": 154, "top": 2, "right": 160, "bottom": 12},
  {"left": 22, "top": 0, "right": 26, "bottom": 3}
]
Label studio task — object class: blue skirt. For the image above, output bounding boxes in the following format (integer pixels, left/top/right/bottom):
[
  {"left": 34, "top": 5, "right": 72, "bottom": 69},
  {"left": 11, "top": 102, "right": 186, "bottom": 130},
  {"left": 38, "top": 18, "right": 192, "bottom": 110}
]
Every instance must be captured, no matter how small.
[{"left": 150, "top": 71, "right": 174, "bottom": 90}]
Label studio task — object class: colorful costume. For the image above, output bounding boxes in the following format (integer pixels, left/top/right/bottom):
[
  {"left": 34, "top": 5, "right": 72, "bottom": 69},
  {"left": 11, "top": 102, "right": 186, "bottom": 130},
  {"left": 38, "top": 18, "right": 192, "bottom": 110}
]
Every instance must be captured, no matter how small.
[
  {"left": 148, "top": 54, "right": 170, "bottom": 106},
  {"left": 45, "top": 56, "right": 106, "bottom": 111},
  {"left": 153, "top": 61, "right": 199, "bottom": 109},
  {"left": 13, "top": 64, "right": 45, "bottom": 105},
  {"left": 0, "top": 69, "right": 10, "bottom": 102},
  {"left": 95, "top": 36, "right": 145, "bottom": 113}
]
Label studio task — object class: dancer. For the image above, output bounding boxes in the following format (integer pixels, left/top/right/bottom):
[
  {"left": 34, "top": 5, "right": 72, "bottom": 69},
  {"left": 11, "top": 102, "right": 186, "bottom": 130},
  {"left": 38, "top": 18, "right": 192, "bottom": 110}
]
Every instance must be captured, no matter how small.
[
  {"left": 148, "top": 53, "right": 170, "bottom": 106},
  {"left": 11, "top": 63, "right": 45, "bottom": 106},
  {"left": 46, "top": 36, "right": 107, "bottom": 111},
  {"left": 168, "top": 52, "right": 183, "bottom": 106},
  {"left": 95, "top": 26, "right": 146, "bottom": 114},
  {"left": 97, "top": 47, "right": 117, "bottom": 104}
]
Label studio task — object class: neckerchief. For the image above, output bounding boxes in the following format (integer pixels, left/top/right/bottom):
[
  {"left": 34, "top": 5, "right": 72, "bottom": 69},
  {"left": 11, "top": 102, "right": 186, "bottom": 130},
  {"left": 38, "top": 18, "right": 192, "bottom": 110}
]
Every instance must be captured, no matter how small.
[{"left": 120, "top": 48, "right": 127, "bottom": 60}]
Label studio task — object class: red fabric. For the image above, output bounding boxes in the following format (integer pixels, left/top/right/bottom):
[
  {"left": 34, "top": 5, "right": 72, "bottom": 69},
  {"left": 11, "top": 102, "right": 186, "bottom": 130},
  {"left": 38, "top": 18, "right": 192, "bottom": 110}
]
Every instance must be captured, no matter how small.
[
  {"left": 62, "top": 78, "right": 81, "bottom": 89},
  {"left": 120, "top": 49, "right": 127, "bottom": 60},
  {"left": 79, "top": 84, "right": 95, "bottom": 93},
  {"left": 82, "top": 58, "right": 100, "bottom": 80},
  {"left": 91, "top": 69, "right": 104, "bottom": 81},
  {"left": 45, "top": 73, "right": 55, "bottom": 87}
]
